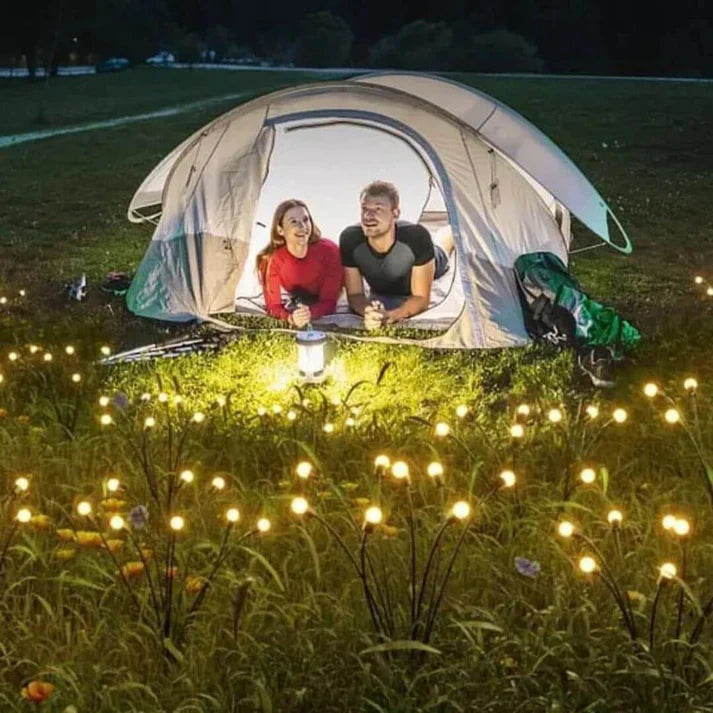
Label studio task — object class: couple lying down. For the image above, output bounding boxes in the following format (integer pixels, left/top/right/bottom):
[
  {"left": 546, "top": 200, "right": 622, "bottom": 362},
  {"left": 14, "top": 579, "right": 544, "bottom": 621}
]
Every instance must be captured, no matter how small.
[{"left": 256, "top": 180, "right": 454, "bottom": 330}]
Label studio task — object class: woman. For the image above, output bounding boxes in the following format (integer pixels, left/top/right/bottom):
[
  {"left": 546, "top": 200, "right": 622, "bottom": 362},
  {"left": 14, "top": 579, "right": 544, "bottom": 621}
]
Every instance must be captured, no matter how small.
[{"left": 257, "top": 199, "right": 342, "bottom": 328}]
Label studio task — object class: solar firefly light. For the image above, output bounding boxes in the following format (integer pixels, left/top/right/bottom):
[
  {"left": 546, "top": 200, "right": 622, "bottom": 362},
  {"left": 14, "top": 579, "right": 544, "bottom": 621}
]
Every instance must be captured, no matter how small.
[{"left": 296, "top": 330, "right": 327, "bottom": 384}]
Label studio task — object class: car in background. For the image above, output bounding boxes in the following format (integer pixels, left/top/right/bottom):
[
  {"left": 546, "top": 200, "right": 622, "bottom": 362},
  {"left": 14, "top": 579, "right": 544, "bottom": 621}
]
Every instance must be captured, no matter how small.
[
  {"left": 95, "top": 57, "right": 130, "bottom": 73},
  {"left": 146, "top": 51, "right": 175, "bottom": 65}
]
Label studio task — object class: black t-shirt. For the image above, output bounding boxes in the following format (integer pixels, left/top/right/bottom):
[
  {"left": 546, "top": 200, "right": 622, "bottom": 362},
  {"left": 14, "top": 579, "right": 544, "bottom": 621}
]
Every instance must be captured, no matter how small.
[{"left": 339, "top": 222, "right": 435, "bottom": 297}]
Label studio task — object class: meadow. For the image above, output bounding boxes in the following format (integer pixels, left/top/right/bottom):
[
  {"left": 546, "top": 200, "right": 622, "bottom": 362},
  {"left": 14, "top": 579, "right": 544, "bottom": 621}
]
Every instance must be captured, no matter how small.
[{"left": 1, "top": 67, "right": 713, "bottom": 712}]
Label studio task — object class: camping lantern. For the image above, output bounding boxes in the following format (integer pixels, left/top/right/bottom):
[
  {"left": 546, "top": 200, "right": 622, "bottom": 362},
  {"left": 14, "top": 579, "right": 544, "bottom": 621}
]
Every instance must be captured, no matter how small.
[{"left": 296, "top": 330, "right": 327, "bottom": 383}]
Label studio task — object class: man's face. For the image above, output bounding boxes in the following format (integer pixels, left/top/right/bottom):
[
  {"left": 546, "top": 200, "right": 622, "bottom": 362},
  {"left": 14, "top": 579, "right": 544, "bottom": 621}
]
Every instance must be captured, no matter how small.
[{"left": 360, "top": 194, "right": 399, "bottom": 239}]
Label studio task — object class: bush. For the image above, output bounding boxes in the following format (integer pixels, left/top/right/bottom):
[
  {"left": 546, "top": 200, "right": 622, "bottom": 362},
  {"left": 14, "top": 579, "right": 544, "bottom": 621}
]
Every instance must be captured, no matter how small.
[
  {"left": 368, "top": 20, "right": 453, "bottom": 70},
  {"left": 454, "top": 29, "right": 544, "bottom": 73},
  {"left": 294, "top": 11, "right": 353, "bottom": 68},
  {"left": 176, "top": 33, "right": 205, "bottom": 65}
]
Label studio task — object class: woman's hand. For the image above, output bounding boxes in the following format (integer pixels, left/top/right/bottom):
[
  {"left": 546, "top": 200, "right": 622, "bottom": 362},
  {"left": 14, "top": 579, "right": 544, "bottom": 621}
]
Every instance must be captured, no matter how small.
[
  {"left": 290, "top": 305, "right": 312, "bottom": 328},
  {"left": 364, "top": 302, "right": 385, "bottom": 331}
]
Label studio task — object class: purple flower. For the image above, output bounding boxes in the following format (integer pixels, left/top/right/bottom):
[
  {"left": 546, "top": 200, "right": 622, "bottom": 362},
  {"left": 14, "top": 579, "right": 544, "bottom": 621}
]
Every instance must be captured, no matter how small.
[
  {"left": 129, "top": 505, "right": 149, "bottom": 530},
  {"left": 514, "top": 557, "right": 541, "bottom": 578},
  {"left": 112, "top": 392, "right": 129, "bottom": 411}
]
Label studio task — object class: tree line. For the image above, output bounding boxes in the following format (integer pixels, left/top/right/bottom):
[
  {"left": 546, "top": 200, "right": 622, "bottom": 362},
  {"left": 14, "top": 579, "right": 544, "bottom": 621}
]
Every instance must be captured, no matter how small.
[{"left": 1, "top": 0, "right": 711, "bottom": 77}]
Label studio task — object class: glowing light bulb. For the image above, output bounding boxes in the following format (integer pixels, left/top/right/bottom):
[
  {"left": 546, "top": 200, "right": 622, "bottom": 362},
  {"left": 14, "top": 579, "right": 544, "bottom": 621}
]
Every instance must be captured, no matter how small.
[
  {"left": 673, "top": 518, "right": 690, "bottom": 537},
  {"left": 510, "top": 424, "right": 524, "bottom": 438},
  {"left": 71, "top": 373, "right": 81, "bottom": 383},
  {"left": 665, "top": 408, "right": 680, "bottom": 424},
  {"left": 451, "top": 501, "right": 471, "bottom": 520},
  {"left": 226, "top": 508, "right": 240, "bottom": 523},
  {"left": 43, "top": 352, "right": 53, "bottom": 362},
  {"left": 106, "top": 478, "right": 120, "bottom": 492},
  {"left": 215, "top": 395, "right": 226, "bottom": 407},
  {"left": 257, "top": 406, "right": 267, "bottom": 416},
  {"left": 8, "top": 352, "right": 18, "bottom": 362},
  {"left": 684, "top": 378, "right": 698, "bottom": 392},
  {"left": 695, "top": 276, "right": 704, "bottom": 285},
  {"left": 364, "top": 506, "right": 383, "bottom": 525},
  {"left": 140, "top": 392, "right": 151, "bottom": 402},
  {"left": 211, "top": 476, "right": 226, "bottom": 490},
  {"left": 15, "top": 477, "right": 30, "bottom": 492},
  {"left": 179, "top": 470, "right": 194, "bottom": 484},
  {"left": 77, "top": 501, "right": 92, "bottom": 516},
  {"left": 16, "top": 508, "right": 32, "bottom": 523},
  {"left": 29, "top": 345, "right": 39, "bottom": 354},
  {"left": 613, "top": 408, "right": 628, "bottom": 424},
  {"left": 65, "top": 345, "right": 75, "bottom": 355},
  {"left": 392, "top": 461, "right": 409, "bottom": 480},
  {"left": 99, "top": 395, "right": 110, "bottom": 407},
  {"left": 516, "top": 404, "right": 531, "bottom": 417},
  {"left": 110, "top": 515, "right": 125, "bottom": 530},
  {"left": 427, "top": 462, "right": 444, "bottom": 479},
  {"left": 586, "top": 405, "right": 599, "bottom": 419},
  {"left": 287, "top": 410, "right": 297, "bottom": 421},
  {"left": 158, "top": 392, "right": 168, "bottom": 403},
  {"left": 708, "top": 287, "right": 713, "bottom": 296},
  {"left": 100, "top": 414, "right": 113, "bottom": 426},
  {"left": 579, "top": 556, "right": 597, "bottom": 574},
  {"left": 580, "top": 468, "right": 596, "bottom": 484},
  {"left": 548, "top": 408, "right": 563, "bottom": 423},
  {"left": 434, "top": 422, "right": 450, "bottom": 437},
  {"left": 257, "top": 517, "right": 271, "bottom": 533},
  {"left": 291, "top": 497, "right": 309, "bottom": 515},
  {"left": 296, "top": 461, "right": 313, "bottom": 480},
  {"left": 659, "top": 562, "right": 677, "bottom": 580},
  {"left": 173, "top": 395, "right": 183, "bottom": 405},
  {"left": 272, "top": 404, "right": 283, "bottom": 415},
  {"left": 192, "top": 412, "right": 205, "bottom": 423},
  {"left": 607, "top": 509, "right": 623, "bottom": 526},
  {"left": 499, "top": 470, "right": 516, "bottom": 488},
  {"left": 100, "top": 346, "right": 111, "bottom": 356},
  {"left": 374, "top": 454, "right": 390, "bottom": 471},
  {"left": 144, "top": 416, "right": 156, "bottom": 429},
  {"left": 558, "top": 521, "right": 575, "bottom": 538},
  {"left": 323, "top": 422, "right": 334, "bottom": 434},
  {"left": 456, "top": 404, "right": 469, "bottom": 419},
  {"left": 345, "top": 417, "right": 356, "bottom": 427},
  {"left": 662, "top": 514, "right": 677, "bottom": 530},
  {"left": 643, "top": 383, "right": 658, "bottom": 398},
  {"left": 170, "top": 515, "right": 185, "bottom": 531}
]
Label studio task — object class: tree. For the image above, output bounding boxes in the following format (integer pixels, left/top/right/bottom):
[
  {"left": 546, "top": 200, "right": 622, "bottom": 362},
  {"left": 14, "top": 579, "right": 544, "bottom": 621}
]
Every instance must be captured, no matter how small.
[
  {"left": 453, "top": 28, "right": 545, "bottom": 73},
  {"left": 294, "top": 11, "right": 353, "bottom": 68},
  {"left": 367, "top": 20, "right": 452, "bottom": 70}
]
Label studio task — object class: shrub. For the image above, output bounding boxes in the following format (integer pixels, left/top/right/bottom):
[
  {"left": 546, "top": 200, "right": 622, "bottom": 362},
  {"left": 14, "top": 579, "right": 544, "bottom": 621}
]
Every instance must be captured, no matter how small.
[
  {"left": 453, "top": 29, "right": 544, "bottom": 73},
  {"left": 294, "top": 11, "right": 353, "bottom": 68}
]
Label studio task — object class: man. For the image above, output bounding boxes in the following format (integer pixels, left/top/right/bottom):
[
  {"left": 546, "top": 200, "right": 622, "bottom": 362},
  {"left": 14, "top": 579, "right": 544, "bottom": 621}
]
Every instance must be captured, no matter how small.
[{"left": 339, "top": 181, "right": 453, "bottom": 330}]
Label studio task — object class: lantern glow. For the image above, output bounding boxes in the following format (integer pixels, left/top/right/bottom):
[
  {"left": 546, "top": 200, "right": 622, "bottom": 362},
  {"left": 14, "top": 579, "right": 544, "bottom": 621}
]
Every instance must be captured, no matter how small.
[
  {"left": 548, "top": 408, "right": 563, "bottom": 423},
  {"left": 15, "top": 477, "right": 30, "bottom": 492},
  {"left": 392, "top": 461, "right": 410, "bottom": 480},
  {"left": 296, "top": 331, "right": 326, "bottom": 383},
  {"left": 77, "top": 501, "right": 92, "bottom": 516},
  {"left": 16, "top": 508, "right": 32, "bottom": 523},
  {"left": 170, "top": 515, "right": 185, "bottom": 531},
  {"left": 665, "top": 409, "right": 680, "bottom": 424},
  {"left": 434, "top": 422, "right": 450, "bottom": 437},
  {"left": 607, "top": 509, "right": 623, "bottom": 526},
  {"left": 455, "top": 404, "right": 469, "bottom": 419},
  {"left": 684, "top": 378, "right": 698, "bottom": 393},
  {"left": 106, "top": 478, "right": 120, "bottom": 492},
  {"left": 580, "top": 468, "right": 596, "bottom": 484},
  {"left": 296, "top": 461, "right": 313, "bottom": 480},
  {"left": 110, "top": 515, "right": 125, "bottom": 530},
  {"left": 211, "top": 476, "right": 226, "bottom": 490},
  {"left": 510, "top": 424, "right": 524, "bottom": 438}
]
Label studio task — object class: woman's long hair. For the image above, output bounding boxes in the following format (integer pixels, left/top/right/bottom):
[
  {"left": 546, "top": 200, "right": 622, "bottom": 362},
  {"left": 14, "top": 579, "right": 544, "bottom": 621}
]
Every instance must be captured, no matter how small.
[{"left": 256, "top": 199, "right": 322, "bottom": 281}]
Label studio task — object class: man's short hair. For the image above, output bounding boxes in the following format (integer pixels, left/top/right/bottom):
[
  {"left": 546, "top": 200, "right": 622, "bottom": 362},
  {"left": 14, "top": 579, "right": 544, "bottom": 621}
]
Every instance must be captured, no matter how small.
[{"left": 360, "top": 180, "right": 400, "bottom": 210}]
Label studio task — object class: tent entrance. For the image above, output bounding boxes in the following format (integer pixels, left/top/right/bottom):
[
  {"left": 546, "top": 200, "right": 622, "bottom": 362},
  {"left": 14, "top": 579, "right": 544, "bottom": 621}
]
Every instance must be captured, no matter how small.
[{"left": 234, "top": 119, "right": 464, "bottom": 330}]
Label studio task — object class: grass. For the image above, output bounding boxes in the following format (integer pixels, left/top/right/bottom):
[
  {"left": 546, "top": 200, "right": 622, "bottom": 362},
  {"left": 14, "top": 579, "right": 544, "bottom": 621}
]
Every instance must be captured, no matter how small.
[{"left": 1, "top": 68, "right": 713, "bottom": 711}]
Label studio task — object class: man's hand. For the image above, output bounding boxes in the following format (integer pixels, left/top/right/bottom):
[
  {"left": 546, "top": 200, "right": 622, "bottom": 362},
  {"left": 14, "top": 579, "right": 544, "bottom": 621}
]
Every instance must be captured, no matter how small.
[
  {"left": 290, "top": 305, "right": 312, "bottom": 328},
  {"left": 364, "top": 302, "right": 385, "bottom": 331}
]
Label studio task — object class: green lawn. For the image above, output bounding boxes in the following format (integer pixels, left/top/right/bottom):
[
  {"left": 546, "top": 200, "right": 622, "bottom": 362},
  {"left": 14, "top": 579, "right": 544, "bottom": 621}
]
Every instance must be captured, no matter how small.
[{"left": 1, "top": 69, "right": 713, "bottom": 712}]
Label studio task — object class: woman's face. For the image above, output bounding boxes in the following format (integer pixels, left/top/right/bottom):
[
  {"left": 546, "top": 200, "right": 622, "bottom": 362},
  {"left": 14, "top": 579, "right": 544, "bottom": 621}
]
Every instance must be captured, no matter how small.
[{"left": 278, "top": 206, "right": 312, "bottom": 254}]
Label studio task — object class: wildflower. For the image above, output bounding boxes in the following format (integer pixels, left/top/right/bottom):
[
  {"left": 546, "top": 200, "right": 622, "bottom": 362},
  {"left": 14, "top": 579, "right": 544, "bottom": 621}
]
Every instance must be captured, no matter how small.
[
  {"left": 514, "top": 557, "right": 541, "bottom": 578},
  {"left": 121, "top": 561, "right": 145, "bottom": 579},
  {"left": 29, "top": 514, "right": 51, "bottom": 531},
  {"left": 185, "top": 576, "right": 207, "bottom": 595},
  {"left": 101, "top": 498, "right": 127, "bottom": 512},
  {"left": 54, "top": 548, "right": 77, "bottom": 561},
  {"left": 104, "top": 539, "right": 124, "bottom": 554},
  {"left": 21, "top": 681, "right": 55, "bottom": 703},
  {"left": 56, "top": 529, "right": 77, "bottom": 542},
  {"left": 129, "top": 505, "right": 149, "bottom": 530},
  {"left": 112, "top": 392, "right": 129, "bottom": 411},
  {"left": 76, "top": 531, "right": 103, "bottom": 548}
]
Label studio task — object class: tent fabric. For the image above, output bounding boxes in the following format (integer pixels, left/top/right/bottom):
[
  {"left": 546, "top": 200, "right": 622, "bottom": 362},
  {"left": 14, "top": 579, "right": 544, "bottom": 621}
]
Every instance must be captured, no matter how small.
[{"left": 126, "top": 75, "right": 631, "bottom": 349}]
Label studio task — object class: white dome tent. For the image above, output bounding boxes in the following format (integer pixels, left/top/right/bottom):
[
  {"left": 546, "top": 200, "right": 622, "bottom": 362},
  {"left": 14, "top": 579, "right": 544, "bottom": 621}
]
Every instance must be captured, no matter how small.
[{"left": 126, "top": 72, "right": 632, "bottom": 349}]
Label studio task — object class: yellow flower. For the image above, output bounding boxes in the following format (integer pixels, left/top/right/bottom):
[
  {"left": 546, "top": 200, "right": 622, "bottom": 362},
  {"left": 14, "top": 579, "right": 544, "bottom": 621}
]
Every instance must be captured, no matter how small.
[
  {"left": 54, "top": 548, "right": 77, "bottom": 561},
  {"left": 103, "top": 539, "right": 124, "bottom": 554},
  {"left": 101, "top": 499, "right": 127, "bottom": 512},
  {"left": 21, "top": 680, "right": 55, "bottom": 703},
  {"left": 29, "top": 514, "right": 51, "bottom": 531},
  {"left": 121, "top": 561, "right": 145, "bottom": 579},
  {"left": 185, "top": 576, "right": 207, "bottom": 595},
  {"left": 76, "top": 531, "right": 103, "bottom": 548},
  {"left": 56, "top": 529, "right": 77, "bottom": 542}
]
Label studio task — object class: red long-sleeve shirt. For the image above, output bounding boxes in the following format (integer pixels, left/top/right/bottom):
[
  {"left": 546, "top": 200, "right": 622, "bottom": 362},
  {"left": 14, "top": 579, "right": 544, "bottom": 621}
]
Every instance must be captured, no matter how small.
[{"left": 261, "top": 239, "right": 342, "bottom": 321}]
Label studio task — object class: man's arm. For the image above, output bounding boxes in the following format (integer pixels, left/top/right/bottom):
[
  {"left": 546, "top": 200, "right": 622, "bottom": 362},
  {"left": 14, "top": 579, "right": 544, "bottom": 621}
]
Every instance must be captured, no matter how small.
[
  {"left": 385, "top": 259, "right": 435, "bottom": 323},
  {"left": 344, "top": 266, "right": 370, "bottom": 316}
]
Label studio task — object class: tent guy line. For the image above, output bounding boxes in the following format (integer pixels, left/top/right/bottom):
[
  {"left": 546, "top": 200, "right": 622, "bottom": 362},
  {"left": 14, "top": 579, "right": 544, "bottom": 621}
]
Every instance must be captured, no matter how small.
[{"left": 0, "top": 91, "right": 250, "bottom": 150}]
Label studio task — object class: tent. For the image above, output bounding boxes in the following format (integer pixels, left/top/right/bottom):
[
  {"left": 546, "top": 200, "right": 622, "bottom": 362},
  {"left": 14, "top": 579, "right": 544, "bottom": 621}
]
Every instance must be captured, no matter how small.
[{"left": 126, "top": 72, "right": 632, "bottom": 349}]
